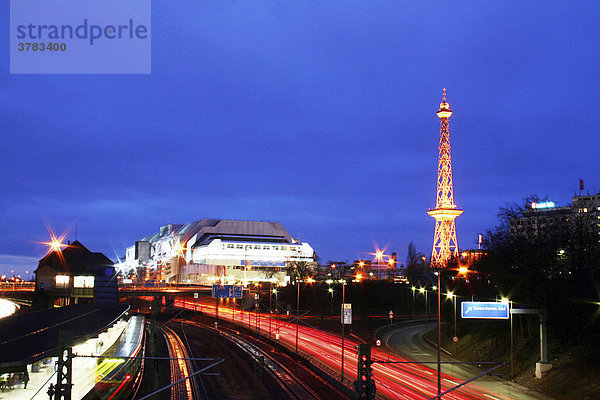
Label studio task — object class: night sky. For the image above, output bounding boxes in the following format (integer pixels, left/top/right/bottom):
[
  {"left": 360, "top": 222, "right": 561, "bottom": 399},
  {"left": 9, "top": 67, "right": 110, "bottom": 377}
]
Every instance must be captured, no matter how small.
[{"left": 2, "top": 2, "right": 599, "bottom": 277}]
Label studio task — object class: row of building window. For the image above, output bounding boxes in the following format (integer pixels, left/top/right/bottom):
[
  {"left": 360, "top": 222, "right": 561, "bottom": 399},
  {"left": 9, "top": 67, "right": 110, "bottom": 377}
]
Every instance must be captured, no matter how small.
[{"left": 222, "top": 243, "right": 294, "bottom": 251}]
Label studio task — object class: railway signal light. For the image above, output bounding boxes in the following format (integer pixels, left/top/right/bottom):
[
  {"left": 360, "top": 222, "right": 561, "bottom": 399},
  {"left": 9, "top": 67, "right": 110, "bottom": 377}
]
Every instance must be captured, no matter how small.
[{"left": 354, "top": 344, "right": 376, "bottom": 399}]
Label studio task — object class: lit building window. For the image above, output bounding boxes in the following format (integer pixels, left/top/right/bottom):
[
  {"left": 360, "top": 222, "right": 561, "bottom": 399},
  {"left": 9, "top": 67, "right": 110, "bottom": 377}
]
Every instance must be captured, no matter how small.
[
  {"left": 74, "top": 276, "right": 95, "bottom": 288},
  {"left": 55, "top": 275, "right": 70, "bottom": 288}
]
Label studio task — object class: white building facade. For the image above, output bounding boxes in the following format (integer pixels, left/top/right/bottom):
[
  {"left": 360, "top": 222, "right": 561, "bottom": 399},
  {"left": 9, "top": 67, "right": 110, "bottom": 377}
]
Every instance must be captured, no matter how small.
[{"left": 123, "top": 219, "right": 315, "bottom": 285}]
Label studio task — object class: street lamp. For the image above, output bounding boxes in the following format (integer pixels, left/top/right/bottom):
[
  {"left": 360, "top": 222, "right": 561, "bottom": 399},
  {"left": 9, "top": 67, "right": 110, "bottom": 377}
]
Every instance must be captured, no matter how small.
[
  {"left": 328, "top": 287, "right": 334, "bottom": 314},
  {"left": 501, "top": 297, "right": 513, "bottom": 379},
  {"left": 411, "top": 286, "right": 416, "bottom": 317},
  {"left": 375, "top": 250, "right": 384, "bottom": 280},
  {"left": 296, "top": 279, "right": 301, "bottom": 354},
  {"left": 340, "top": 279, "right": 347, "bottom": 381},
  {"left": 447, "top": 291, "right": 457, "bottom": 355},
  {"left": 419, "top": 287, "right": 428, "bottom": 331}
]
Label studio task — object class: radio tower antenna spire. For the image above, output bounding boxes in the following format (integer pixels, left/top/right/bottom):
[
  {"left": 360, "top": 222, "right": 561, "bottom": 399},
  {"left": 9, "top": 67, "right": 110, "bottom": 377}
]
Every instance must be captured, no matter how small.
[{"left": 427, "top": 88, "right": 463, "bottom": 269}]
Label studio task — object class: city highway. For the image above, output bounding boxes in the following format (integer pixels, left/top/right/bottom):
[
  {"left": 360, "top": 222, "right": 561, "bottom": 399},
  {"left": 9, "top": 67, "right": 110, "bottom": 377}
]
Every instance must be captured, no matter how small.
[
  {"left": 173, "top": 297, "right": 548, "bottom": 400},
  {"left": 382, "top": 324, "right": 552, "bottom": 400}
]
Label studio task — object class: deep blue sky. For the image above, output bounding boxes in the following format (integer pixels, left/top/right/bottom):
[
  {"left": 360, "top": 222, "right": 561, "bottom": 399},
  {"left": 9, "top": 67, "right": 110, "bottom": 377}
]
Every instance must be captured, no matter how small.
[{"left": 2, "top": 2, "right": 600, "bottom": 277}]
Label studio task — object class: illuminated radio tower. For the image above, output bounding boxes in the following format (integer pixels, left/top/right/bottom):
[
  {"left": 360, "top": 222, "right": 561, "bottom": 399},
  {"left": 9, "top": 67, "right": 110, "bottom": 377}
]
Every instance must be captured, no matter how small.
[{"left": 427, "top": 88, "right": 463, "bottom": 269}]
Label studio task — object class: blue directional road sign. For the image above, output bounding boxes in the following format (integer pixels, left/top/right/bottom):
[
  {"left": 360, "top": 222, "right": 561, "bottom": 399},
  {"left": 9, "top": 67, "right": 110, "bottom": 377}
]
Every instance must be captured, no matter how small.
[
  {"left": 212, "top": 285, "right": 243, "bottom": 299},
  {"left": 461, "top": 301, "right": 509, "bottom": 319}
]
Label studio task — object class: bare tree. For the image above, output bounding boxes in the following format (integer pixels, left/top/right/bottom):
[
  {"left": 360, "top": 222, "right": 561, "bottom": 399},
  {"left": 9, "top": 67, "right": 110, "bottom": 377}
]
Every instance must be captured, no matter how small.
[
  {"left": 405, "top": 242, "right": 426, "bottom": 284},
  {"left": 285, "top": 261, "right": 317, "bottom": 283}
]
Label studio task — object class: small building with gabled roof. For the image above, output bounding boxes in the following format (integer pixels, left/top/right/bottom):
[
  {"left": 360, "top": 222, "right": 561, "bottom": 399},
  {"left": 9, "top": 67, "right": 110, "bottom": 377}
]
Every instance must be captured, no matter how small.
[{"left": 34, "top": 241, "right": 118, "bottom": 306}]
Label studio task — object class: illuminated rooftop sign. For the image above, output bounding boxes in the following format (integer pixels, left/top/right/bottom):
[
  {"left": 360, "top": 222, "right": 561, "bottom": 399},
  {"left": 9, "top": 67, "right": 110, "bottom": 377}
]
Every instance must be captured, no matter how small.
[{"left": 531, "top": 201, "right": 555, "bottom": 209}]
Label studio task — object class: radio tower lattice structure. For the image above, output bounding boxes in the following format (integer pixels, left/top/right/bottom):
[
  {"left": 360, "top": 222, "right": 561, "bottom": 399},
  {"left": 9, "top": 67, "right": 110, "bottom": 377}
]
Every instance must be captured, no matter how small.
[{"left": 427, "top": 88, "right": 463, "bottom": 269}]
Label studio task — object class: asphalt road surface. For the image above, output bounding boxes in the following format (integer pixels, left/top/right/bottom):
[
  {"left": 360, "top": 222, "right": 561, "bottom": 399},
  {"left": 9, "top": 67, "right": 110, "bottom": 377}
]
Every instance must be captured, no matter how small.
[{"left": 382, "top": 323, "right": 554, "bottom": 400}]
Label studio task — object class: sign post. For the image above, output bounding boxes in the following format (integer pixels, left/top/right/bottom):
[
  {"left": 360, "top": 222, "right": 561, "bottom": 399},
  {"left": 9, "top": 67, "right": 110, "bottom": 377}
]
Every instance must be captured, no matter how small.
[
  {"left": 388, "top": 310, "right": 393, "bottom": 325},
  {"left": 341, "top": 282, "right": 348, "bottom": 381}
]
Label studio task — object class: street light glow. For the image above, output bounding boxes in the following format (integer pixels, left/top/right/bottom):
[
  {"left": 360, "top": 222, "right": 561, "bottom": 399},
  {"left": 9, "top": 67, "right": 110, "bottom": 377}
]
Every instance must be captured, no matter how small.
[
  {"left": 419, "top": 287, "right": 425, "bottom": 294},
  {"left": 175, "top": 242, "right": 186, "bottom": 254},
  {"left": 458, "top": 266, "right": 469, "bottom": 275},
  {"left": 446, "top": 292, "right": 454, "bottom": 299}
]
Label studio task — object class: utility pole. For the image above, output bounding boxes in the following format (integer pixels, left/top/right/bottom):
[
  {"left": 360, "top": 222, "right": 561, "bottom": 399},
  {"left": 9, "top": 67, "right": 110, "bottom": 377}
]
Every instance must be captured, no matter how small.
[
  {"left": 54, "top": 331, "right": 73, "bottom": 400},
  {"left": 341, "top": 281, "right": 346, "bottom": 381},
  {"left": 295, "top": 280, "right": 300, "bottom": 354},
  {"left": 437, "top": 272, "right": 442, "bottom": 397}
]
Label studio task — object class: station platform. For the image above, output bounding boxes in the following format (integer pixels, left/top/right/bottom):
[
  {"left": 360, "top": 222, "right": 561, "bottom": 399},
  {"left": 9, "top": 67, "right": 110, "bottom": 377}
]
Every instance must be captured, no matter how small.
[{"left": 0, "top": 304, "right": 136, "bottom": 399}]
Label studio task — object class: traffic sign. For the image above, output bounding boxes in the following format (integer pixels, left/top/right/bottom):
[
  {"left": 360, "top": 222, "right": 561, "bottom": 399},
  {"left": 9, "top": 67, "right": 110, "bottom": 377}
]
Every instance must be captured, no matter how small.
[
  {"left": 461, "top": 301, "right": 509, "bottom": 319},
  {"left": 212, "top": 285, "right": 243, "bottom": 299},
  {"left": 389, "top": 311, "right": 394, "bottom": 319},
  {"left": 194, "top": 292, "right": 198, "bottom": 299},
  {"left": 342, "top": 303, "right": 352, "bottom": 325},
  {"left": 376, "top": 339, "right": 381, "bottom": 346},
  {"left": 453, "top": 336, "right": 459, "bottom": 343}
]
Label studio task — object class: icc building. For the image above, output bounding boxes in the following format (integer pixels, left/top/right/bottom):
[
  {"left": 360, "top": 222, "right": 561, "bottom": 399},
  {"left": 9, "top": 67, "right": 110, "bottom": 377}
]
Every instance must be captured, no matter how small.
[{"left": 122, "top": 219, "right": 315, "bottom": 285}]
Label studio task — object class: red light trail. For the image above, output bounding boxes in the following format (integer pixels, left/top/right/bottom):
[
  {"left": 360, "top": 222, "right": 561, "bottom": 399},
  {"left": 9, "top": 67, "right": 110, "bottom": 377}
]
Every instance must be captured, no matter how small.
[{"left": 173, "top": 298, "right": 516, "bottom": 400}]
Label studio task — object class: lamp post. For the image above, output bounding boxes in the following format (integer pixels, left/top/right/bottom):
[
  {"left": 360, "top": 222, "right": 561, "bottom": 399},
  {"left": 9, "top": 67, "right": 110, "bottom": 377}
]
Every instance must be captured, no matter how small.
[
  {"left": 269, "top": 281, "right": 272, "bottom": 339},
  {"left": 375, "top": 250, "right": 384, "bottom": 280},
  {"left": 419, "top": 287, "right": 427, "bottom": 330},
  {"left": 341, "top": 279, "right": 346, "bottom": 381},
  {"left": 295, "top": 279, "right": 300, "bottom": 354},
  {"left": 447, "top": 292, "right": 457, "bottom": 355},
  {"left": 328, "top": 287, "right": 334, "bottom": 314},
  {"left": 411, "top": 286, "right": 416, "bottom": 318},
  {"left": 436, "top": 272, "right": 441, "bottom": 398}
]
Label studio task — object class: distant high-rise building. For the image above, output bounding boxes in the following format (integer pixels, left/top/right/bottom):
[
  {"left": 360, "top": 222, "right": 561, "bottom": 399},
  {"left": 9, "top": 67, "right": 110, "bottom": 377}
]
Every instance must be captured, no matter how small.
[{"left": 510, "top": 193, "right": 600, "bottom": 240}]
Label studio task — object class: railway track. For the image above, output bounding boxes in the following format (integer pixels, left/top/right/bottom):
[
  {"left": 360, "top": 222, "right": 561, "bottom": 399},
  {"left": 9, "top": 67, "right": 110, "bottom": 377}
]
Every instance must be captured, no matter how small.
[
  {"left": 178, "top": 319, "right": 322, "bottom": 400},
  {"left": 159, "top": 324, "right": 197, "bottom": 400}
]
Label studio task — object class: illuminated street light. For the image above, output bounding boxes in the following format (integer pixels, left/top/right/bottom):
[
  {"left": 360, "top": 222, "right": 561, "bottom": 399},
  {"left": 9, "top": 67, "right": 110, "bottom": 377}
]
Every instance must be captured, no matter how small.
[
  {"left": 411, "top": 286, "right": 416, "bottom": 317},
  {"left": 447, "top": 291, "right": 457, "bottom": 355},
  {"left": 328, "top": 287, "right": 334, "bottom": 314}
]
